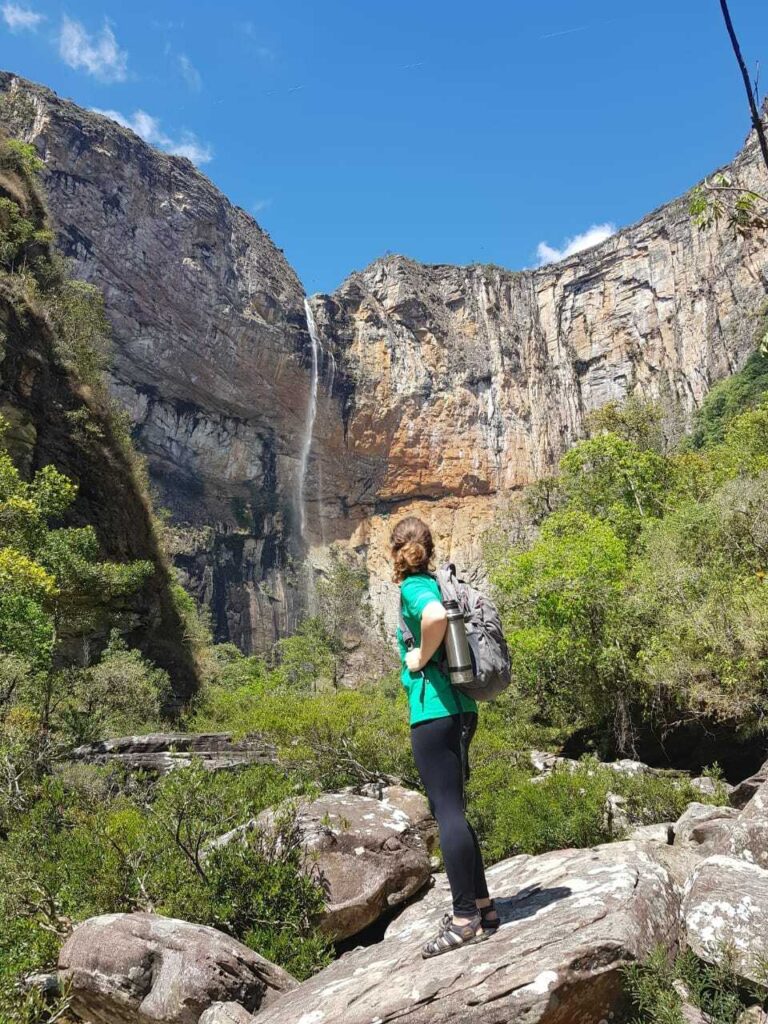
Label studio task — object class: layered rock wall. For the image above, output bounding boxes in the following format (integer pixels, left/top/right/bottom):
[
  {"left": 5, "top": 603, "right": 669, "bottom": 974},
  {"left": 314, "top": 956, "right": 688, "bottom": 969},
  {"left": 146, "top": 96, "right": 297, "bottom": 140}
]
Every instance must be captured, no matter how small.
[{"left": 3, "top": 70, "right": 767, "bottom": 654}]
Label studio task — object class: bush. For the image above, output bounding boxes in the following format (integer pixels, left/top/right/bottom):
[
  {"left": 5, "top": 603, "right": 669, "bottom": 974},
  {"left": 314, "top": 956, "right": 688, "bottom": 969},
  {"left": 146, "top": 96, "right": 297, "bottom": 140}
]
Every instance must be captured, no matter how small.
[
  {"left": 624, "top": 945, "right": 768, "bottom": 1024},
  {"left": 468, "top": 758, "right": 726, "bottom": 863},
  {"left": 0, "top": 759, "right": 330, "bottom": 1009}
]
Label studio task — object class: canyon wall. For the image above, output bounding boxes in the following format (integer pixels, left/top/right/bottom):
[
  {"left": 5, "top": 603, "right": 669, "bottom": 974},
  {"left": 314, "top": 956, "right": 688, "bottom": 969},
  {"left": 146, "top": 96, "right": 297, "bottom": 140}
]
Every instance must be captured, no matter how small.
[{"left": 2, "top": 71, "right": 767, "bottom": 655}]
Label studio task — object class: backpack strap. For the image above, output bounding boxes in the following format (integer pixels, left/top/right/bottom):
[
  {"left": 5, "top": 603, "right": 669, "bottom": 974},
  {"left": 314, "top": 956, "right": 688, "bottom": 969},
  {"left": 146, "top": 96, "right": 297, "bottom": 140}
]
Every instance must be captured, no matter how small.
[{"left": 398, "top": 591, "right": 416, "bottom": 650}]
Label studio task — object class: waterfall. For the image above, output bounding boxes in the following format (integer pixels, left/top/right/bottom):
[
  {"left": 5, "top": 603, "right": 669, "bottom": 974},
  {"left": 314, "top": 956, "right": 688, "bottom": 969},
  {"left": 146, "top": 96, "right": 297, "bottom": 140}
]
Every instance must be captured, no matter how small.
[{"left": 297, "top": 297, "right": 321, "bottom": 542}]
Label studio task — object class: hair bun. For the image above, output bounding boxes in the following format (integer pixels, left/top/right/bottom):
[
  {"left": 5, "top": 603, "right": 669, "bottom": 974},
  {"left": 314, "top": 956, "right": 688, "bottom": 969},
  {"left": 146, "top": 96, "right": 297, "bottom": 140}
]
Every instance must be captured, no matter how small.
[{"left": 401, "top": 541, "right": 427, "bottom": 570}]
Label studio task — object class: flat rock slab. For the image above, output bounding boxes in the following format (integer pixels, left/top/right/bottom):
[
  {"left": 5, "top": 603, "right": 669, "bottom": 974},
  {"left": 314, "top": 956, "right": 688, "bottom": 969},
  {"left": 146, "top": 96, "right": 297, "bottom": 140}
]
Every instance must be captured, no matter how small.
[
  {"left": 213, "top": 789, "right": 432, "bottom": 942},
  {"left": 250, "top": 841, "right": 680, "bottom": 1024},
  {"left": 58, "top": 913, "right": 296, "bottom": 1024},
  {"left": 70, "top": 732, "right": 277, "bottom": 774},
  {"left": 683, "top": 855, "right": 768, "bottom": 984}
]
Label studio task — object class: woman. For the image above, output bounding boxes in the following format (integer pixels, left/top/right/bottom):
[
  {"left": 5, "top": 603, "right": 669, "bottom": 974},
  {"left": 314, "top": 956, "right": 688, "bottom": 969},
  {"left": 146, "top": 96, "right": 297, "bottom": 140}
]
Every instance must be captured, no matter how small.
[{"left": 390, "top": 515, "right": 499, "bottom": 958}]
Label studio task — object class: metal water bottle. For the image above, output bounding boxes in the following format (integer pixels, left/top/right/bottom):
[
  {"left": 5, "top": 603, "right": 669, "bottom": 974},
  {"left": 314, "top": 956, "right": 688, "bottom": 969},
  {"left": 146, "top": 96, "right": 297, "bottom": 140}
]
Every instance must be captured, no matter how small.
[{"left": 443, "top": 600, "right": 475, "bottom": 686}]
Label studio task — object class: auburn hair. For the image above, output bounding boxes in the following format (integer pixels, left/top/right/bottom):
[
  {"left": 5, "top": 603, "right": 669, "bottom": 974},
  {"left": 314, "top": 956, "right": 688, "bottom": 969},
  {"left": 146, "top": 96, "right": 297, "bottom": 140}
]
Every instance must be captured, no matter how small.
[{"left": 390, "top": 516, "right": 434, "bottom": 583}]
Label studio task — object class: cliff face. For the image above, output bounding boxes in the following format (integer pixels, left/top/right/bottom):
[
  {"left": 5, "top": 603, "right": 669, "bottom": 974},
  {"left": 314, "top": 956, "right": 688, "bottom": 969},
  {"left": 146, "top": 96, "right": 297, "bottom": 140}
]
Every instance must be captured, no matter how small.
[
  {"left": 0, "top": 288, "right": 199, "bottom": 696},
  {"left": 2, "top": 70, "right": 767, "bottom": 655}
]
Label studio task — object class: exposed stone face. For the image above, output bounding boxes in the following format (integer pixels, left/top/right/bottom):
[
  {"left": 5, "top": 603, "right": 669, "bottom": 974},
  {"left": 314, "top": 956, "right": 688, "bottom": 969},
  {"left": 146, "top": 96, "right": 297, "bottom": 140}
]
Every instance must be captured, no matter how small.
[
  {"left": 3, "top": 72, "right": 768, "bottom": 656},
  {"left": 250, "top": 840, "right": 681, "bottom": 1024},
  {"left": 209, "top": 788, "right": 433, "bottom": 941},
  {"left": 70, "top": 732, "right": 277, "bottom": 775},
  {"left": 57, "top": 913, "right": 297, "bottom": 1024},
  {"left": 683, "top": 855, "right": 768, "bottom": 985}
]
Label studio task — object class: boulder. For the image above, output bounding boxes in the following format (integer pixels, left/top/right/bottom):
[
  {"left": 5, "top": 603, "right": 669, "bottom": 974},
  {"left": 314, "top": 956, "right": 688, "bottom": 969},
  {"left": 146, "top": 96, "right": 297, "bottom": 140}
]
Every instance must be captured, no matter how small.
[
  {"left": 628, "top": 822, "right": 674, "bottom": 844},
  {"left": 198, "top": 1004, "right": 254, "bottom": 1024},
  {"left": 729, "top": 759, "right": 768, "bottom": 809},
  {"left": 346, "top": 783, "right": 437, "bottom": 852},
  {"left": 673, "top": 803, "right": 738, "bottom": 847},
  {"left": 70, "top": 733, "right": 276, "bottom": 775},
  {"left": 683, "top": 855, "right": 768, "bottom": 984},
  {"left": 250, "top": 840, "right": 681, "bottom": 1024},
  {"left": 58, "top": 913, "right": 296, "bottom": 1024},
  {"left": 717, "top": 779, "right": 768, "bottom": 867},
  {"left": 691, "top": 776, "right": 733, "bottom": 799},
  {"left": 211, "top": 789, "right": 432, "bottom": 941}
]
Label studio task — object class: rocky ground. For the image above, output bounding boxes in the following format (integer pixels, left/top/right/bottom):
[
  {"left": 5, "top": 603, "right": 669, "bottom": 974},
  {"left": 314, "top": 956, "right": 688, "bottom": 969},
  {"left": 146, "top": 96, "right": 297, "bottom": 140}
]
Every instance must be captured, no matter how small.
[{"left": 42, "top": 749, "right": 768, "bottom": 1024}]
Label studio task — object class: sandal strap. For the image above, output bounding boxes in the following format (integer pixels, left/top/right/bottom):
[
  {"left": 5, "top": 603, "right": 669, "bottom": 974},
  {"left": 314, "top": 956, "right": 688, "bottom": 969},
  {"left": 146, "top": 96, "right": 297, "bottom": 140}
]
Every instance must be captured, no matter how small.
[{"left": 423, "top": 913, "right": 482, "bottom": 956}]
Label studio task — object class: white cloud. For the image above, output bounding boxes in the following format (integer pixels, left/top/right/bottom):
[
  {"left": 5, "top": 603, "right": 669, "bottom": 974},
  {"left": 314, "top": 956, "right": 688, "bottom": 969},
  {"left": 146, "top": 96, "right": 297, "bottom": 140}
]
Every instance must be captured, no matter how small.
[
  {"left": 536, "top": 222, "right": 616, "bottom": 266},
  {"left": 252, "top": 198, "right": 271, "bottom": 214},
  {"left": 1, "top": 2, "right": 44, "bottom": 31},
  {"left": 92, "top": 107, "right": 213, "bottom": 165},
  {"left": 58, "top": 16, "right": 128, "bottom": 82},
  {"left": 178, "top": 54, "right": 202, "bottom": 92}
]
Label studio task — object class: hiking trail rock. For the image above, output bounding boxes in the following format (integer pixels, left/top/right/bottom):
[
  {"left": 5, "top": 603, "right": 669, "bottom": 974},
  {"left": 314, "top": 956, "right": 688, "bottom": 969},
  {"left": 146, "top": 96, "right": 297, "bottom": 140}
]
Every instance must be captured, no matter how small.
[
  {"left": 250, "top": 840, "right": 680, "bottom": 1024},
  {"left": 58, "top": 913, "right": 297, "bottom": 1024},
  {"left": 210, "top": 788, "right": 432, "bottom": 941}
]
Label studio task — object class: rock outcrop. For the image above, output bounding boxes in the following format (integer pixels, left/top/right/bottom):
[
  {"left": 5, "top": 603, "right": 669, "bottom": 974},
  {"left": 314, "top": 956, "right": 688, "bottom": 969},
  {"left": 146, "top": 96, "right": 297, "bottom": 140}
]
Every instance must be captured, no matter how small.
[
  {"left": 210, "top": 788, "right": 433, "bottom": 941},
  {"left": 2, "top": 72, "right": 768, "bottom": 656},
  {"left": 70, "top": 732, "right": 277, "bottom": 774},
  {"left": 58, "top": 913, "right": 297, "bottom": 1024},
  {"left": 249, "top": 841, "right": 681, "bottom": 1024},
  {"left": 683, "top": 856, "right": 768, "bottom": 985}
]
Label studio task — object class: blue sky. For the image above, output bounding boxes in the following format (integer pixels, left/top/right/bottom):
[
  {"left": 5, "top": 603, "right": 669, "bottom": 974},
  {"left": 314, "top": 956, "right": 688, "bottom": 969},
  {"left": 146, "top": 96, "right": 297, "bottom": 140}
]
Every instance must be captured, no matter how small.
[{"left": 2, "top": 0, "right": 768, "bottom": 294}]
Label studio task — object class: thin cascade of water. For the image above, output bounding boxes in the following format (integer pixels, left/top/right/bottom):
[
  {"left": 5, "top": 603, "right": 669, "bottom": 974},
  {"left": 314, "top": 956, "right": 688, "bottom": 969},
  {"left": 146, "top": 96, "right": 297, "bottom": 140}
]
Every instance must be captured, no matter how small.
[{"left": 297, "top": 298, "right": 321, "bottom": 543}]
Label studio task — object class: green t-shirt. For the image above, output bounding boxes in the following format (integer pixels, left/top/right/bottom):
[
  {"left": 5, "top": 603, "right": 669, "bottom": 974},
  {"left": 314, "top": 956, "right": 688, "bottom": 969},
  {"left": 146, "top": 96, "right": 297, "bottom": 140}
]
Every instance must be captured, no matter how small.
[{"left": 397, "top": 573, "right": 478, "bottom": 726}]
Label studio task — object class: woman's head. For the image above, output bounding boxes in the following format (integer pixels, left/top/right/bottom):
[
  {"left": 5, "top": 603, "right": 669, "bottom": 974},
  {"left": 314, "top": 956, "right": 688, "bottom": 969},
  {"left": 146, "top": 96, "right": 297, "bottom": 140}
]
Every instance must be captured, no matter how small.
[{"left": 389, "top": 516, "right": 434, "bottom": 583}]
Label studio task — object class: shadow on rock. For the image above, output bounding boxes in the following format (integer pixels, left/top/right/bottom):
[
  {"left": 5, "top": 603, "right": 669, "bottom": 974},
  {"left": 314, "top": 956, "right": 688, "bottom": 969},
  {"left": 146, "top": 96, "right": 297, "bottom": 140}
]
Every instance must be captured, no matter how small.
[{"left": 494, "top": 884, "right": 572, "bottom": 925}]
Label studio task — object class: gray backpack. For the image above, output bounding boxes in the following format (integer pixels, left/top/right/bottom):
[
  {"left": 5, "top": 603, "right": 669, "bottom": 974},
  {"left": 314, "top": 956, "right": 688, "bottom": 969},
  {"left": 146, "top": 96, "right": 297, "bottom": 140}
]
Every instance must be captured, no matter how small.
[{"left": 399, "top": 563, "right": 512, "bottom": 702}]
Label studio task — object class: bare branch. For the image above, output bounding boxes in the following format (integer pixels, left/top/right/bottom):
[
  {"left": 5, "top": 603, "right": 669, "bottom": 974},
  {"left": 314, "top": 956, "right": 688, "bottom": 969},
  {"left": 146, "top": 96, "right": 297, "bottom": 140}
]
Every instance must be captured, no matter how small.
[{"left": 719, "top": 0, "right": 768, "bottom": 174}]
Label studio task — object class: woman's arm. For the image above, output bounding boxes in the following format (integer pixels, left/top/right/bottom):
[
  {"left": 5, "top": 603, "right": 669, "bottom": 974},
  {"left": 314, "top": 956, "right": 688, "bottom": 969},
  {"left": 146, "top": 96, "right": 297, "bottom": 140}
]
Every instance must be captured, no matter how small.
[{"left": 405, "top": 600, "right": 447, "bottom": 672}]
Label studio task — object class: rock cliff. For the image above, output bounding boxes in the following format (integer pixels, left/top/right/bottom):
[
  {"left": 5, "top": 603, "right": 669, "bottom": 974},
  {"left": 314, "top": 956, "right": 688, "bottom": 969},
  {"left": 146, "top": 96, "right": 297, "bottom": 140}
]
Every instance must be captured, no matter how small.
[{"left": 2, "top": 70, "right": 767, "bottom": 654}]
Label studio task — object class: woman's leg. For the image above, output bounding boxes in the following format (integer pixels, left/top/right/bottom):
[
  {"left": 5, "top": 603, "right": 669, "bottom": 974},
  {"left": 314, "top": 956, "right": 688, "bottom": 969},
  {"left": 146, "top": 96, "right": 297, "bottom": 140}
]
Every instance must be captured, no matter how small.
[
  {"left": 459, "top": 715, "right": 492, "bottom": 909},
  {"left": 411, "top": 714, "right": 479, "bottom": 919}
]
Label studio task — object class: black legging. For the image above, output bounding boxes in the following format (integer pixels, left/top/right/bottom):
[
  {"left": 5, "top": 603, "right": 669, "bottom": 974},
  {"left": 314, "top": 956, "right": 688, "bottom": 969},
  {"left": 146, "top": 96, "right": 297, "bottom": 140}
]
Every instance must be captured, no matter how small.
[{"left": 410, "top": 712, "right": 489, "bottom": 916}]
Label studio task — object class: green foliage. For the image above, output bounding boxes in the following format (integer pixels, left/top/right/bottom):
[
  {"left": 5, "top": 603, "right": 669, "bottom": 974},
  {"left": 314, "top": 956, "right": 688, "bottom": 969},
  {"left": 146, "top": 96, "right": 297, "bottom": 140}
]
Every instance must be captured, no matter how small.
[
  {"left": 46, "top": 276, "right": 112, "bottom": 389},
  {"left": 53, "top": 632, "right": 171, "bottom": 745},
  {"left": 690, "top": 173, "right": 768, "bottom": 236},
  {"left": 0, "top": 139, "right": 44, "bottom": 178},
  {"left": 559, "top": 434, "right": 669, "bottom": 543},
  {"left": 493, "top": 509, "right": 632, "bottom": 733},
  {"left": 490, "top": 377, "right": 768, "bottom": 748},
  {"left": 0, "top": 417, "right": 153, "bottom": 679},
  {"left": 274, "top": 617, "right": 336, "bottom": 692},
  {"left": 469, "top": 757, "right": 723, "bottom": 863},
  {"left": 625, "top": 945, "right": 768, "bottom": 1024},
  {"left": 194, "top": 666, "right": 415, "bottom": 790},
  {"left": 690, "top": 346, "right": 768, "bottom": 449},
  {"left": 586, "top": 396, "right": 666, "bottom": 453},
  {"left": 0, "top": 760, "right": 330, "bottom": 1009},
  {"left": 0, "top": 197, "right": 51, "bottom": 272}
]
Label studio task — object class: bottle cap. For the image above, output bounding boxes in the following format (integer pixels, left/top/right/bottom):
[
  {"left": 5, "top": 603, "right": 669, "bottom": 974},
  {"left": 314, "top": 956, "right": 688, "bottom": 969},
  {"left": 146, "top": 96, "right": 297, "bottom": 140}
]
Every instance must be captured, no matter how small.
[{"left": 444, "top": 600, "right": 459, "bottom": 609}]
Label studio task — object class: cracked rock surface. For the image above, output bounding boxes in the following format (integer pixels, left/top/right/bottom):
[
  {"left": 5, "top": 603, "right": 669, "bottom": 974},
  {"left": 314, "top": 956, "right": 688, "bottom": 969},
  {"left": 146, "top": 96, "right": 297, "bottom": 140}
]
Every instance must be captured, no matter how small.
[
  {"left": 250, "top": 840, "right": 680, "bottom": 1024},
  {"left": 58, "top": 913, "right": 297, "bottom": 1024},
  {"left": 211, "top": 789, "right": 433, "bottom": 942}
]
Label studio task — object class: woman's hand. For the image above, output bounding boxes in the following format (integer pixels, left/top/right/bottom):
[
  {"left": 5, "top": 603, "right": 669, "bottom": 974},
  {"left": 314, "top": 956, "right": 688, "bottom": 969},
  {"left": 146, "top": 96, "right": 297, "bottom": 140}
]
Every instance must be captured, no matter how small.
[{"left": 405, "top": 648, "right": 423, "bottom": 673}]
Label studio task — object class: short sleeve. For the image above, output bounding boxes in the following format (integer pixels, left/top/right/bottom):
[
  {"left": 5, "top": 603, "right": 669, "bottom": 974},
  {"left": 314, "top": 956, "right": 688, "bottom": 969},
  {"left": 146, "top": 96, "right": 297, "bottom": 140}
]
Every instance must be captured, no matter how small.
[{"left": 401, "top": 576, "right": 442, "bottom": 619}]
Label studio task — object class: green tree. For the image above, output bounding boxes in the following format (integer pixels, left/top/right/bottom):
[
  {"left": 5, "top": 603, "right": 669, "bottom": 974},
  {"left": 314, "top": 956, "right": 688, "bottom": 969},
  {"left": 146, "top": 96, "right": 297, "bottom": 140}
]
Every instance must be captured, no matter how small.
[{"left": 492, "top": 508, "right": 634, "bottom": 737}]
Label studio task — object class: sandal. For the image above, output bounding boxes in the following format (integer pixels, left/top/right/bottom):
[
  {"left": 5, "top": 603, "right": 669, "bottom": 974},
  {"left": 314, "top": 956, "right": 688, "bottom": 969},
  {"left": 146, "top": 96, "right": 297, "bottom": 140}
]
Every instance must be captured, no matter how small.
[
  {"left": 480, "top": 898, "right": 500, "bottom": 934},
  {"left": 437, "top": 900, "right": 499, "bottom": 937},
  {"left": 422, "top": 911, "right": 485, "bottom": 959}
]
